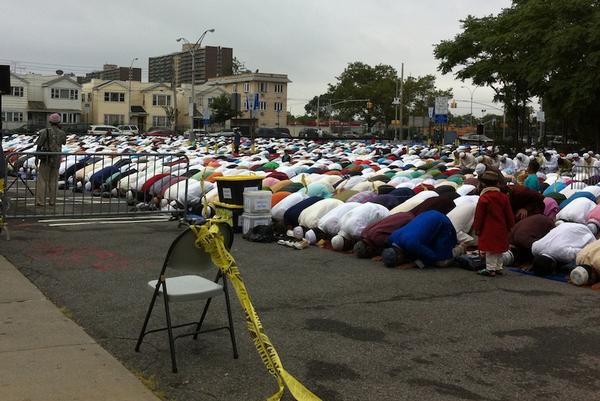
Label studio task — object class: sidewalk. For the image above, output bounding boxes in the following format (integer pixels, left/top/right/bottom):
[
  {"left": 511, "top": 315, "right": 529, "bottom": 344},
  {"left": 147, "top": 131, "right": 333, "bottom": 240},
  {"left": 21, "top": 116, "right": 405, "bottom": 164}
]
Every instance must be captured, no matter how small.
[{"left": 0, "top": 255, "right": 161, "bottom": 401}]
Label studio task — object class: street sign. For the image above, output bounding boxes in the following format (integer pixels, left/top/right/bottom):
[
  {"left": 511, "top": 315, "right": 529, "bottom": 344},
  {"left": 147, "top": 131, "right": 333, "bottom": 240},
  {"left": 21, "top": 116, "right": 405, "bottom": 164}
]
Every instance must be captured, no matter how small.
[
  {"left": 392, "top": 97, "right": 401, "bottom": 105},
  {"left": 435, "top": 96, "right": 449, "bottom": 115},
  {"left": 537, "top": 111, "right": 545, "bottom": 123},
  {"left": 428, "top": 107, "right": 434, "bottom": 118},
  {"left": 434, "top": 114, "right": 448, "bottom": 124}
]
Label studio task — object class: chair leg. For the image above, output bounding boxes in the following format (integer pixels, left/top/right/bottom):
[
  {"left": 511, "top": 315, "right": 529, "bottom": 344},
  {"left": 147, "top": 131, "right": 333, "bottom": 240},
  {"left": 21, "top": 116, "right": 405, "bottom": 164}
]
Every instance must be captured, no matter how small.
[
  {"left": 162, "top": 282, "right": 178, "bottom": 373},
  {"left": 223, "top": 278, "right": 239, "bottom": 359},
  {"left": 193, "top": 297, "right": 213, "bottom": 340},
  {"left": 135, "top": 283, "right": 161, "bottom": 352}
]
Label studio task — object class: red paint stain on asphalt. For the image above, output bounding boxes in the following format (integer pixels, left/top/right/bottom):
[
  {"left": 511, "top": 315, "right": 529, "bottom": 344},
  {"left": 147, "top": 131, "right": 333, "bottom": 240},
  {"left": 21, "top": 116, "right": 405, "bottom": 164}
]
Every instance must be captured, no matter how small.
[{"left": 30, "top": 241, "right": 130, "bottom": 272}]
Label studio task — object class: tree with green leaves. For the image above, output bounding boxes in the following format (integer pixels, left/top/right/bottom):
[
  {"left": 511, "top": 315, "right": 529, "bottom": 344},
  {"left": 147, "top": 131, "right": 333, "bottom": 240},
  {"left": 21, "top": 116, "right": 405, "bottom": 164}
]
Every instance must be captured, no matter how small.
[
  {"left": 305, "top": 62, "right": 452, "bottom": 130},
  {"left": 232, "top": 57, "right": 248, "bottom": 75},
  {"left": 210, "top": 94, "right": 242, "bottom": 124},
  {"left": 435, "top": 0, "right": 600, "bottom": 147}
]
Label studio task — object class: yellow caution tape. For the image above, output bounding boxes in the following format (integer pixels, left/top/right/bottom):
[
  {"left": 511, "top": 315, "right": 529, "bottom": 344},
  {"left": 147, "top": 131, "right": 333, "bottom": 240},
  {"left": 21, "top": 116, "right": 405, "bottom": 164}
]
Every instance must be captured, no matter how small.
[{"left": 190, "top": 220, "right": 321, "bottom": 401}]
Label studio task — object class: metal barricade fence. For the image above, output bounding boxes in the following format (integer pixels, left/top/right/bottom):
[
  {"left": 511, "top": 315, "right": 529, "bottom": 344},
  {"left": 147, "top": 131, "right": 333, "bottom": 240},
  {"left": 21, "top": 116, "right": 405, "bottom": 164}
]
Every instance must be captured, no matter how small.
[
  {"left": 3, "top": 152, "right": 189, "bottom": 220},
  {"left": 571, "top": 165, "right": 600, "bottom": 189}
]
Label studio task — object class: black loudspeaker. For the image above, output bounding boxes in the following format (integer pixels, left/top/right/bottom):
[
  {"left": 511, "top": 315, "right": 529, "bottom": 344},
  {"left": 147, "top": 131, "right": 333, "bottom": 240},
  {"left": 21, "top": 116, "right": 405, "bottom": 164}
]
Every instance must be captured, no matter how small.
[
  {"left": 477, "top": 124, "right": 484, "bottom": 136},
  {"left": 0, "top": 65, "right": 10, "bottom": 94}
]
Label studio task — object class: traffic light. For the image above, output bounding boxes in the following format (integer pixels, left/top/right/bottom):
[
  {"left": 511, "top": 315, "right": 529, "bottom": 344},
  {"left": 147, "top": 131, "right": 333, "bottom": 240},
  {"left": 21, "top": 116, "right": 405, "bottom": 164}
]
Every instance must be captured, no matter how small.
[{"left": 367, "top": 101, "right": 373, "bottom": 109}]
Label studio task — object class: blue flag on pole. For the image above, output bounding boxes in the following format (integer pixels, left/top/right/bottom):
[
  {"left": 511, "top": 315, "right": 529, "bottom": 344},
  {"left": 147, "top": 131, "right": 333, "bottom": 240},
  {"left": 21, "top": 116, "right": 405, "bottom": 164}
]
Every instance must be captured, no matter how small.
[{"left": 254, "top": 93, "right": 260, "bottom": 110}]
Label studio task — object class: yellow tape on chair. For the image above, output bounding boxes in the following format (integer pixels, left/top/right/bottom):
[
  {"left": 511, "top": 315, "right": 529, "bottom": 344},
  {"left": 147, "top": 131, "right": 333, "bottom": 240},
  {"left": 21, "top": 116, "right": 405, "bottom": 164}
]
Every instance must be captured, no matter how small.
[{"left": 190, "top": 220, "right": 321, "bottom": 401}]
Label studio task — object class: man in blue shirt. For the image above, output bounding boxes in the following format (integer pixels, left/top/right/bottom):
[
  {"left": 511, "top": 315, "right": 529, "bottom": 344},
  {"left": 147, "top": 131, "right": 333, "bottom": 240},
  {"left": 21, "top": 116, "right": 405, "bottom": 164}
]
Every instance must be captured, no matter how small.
[{"left": 382, "top": 210, "right": 458, "bottom": 268}]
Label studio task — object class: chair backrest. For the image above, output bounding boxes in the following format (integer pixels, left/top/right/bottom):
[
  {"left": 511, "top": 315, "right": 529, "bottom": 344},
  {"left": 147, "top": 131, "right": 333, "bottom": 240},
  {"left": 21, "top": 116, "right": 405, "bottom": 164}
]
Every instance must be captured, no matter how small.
[{"left": 165, "top": 223, "right": 233, "bottom": 273}]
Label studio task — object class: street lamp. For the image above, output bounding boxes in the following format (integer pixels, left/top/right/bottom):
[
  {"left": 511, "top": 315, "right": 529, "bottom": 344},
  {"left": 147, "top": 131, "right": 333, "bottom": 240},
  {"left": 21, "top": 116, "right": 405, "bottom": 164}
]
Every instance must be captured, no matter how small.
[
  {"left": 128, "top": 57, "right": 138, "bottom": 125},
  {"left": 461, "top": 85, "right": 479, "bottom": 128},
  {"left": 177, "top": 28, "right": 215, "bottom": 147}
]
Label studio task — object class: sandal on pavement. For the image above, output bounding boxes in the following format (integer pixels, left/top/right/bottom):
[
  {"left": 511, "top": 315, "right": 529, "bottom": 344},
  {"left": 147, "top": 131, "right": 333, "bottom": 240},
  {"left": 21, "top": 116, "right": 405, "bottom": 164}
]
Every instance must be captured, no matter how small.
[{"left": 477, "top": 268, "right": 496, "bottom": 277}]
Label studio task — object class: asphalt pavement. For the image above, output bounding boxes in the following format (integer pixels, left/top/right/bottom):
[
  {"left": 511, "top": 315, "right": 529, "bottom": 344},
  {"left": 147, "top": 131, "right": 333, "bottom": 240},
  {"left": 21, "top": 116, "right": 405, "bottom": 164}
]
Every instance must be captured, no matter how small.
[{"left": 3, "top": 219, "right": 600, "bottom": 401}]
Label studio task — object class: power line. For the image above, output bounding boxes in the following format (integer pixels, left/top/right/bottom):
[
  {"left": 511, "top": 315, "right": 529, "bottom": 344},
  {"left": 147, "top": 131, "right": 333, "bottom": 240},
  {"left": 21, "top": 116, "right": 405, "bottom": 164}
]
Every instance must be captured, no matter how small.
[{"left": 0, "top": 58, "right": 101, "bottom": 69}]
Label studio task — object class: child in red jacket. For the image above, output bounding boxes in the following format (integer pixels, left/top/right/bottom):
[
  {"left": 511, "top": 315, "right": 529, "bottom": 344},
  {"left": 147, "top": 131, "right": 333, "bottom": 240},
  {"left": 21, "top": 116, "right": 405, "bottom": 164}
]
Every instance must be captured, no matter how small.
[{"left": 473, "top": 171, "right": 515, "bottom": 276}]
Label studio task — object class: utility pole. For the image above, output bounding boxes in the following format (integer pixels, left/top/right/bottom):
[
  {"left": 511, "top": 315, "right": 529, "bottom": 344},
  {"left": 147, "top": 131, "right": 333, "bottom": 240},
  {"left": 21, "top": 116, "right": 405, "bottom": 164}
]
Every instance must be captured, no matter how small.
[
  {"left": 172, "top": 57, "right": 178, "bottom": 133},
  {"left": 328, "top": 98, "right": 332, "bottom": 135},
  {"left": 398, "top": 63, "right": 404, "bottom": 141},
  {"left": 127, "top": 57, "right": 138, "bottom": 125},
  {"left": 538, "top": 98, "right": 544, "bottom": 145},
  {"left": 394, "top": 76, "right": 399, "bottom": 141},
  {"left": 316, "top": 95, "right": 320, "bottom": 130}
]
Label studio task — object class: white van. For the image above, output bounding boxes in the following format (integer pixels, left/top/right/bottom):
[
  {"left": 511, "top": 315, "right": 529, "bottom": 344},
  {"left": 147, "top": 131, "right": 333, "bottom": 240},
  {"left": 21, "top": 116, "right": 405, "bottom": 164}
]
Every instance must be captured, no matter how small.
[
  {"left": 117, "top": 125, "right": 140, "bottom": 135},
  {"left": 87, "top": 125, "right": 122, "bottom": 135}
]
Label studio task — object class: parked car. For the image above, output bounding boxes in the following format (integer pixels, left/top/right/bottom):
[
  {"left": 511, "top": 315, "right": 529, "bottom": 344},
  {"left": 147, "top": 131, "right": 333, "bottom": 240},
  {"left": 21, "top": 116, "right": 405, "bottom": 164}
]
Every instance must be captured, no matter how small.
[
  {"left": 183, "top": 128, "right": 208, "bottom": 139},
  {"left": 208, "top": 131, "right": 234, "bottom": 137},
  {"left": 117, "top": 125, "right": 140, "bottom": 135},
  {"left": 256, "top": 128, "right": 291, "bottom": 138},
  {"left": 143, "top": 128, "right": 176, "bottom": 137},
  {"left": 274, "top": 127, "right": 292, "bottom": 138},
  {"left": 62, "top": 123, "right": 91, "bottom": 135},
  {"left": 88, "top": 125, "right": 122, "bottom": 136}
]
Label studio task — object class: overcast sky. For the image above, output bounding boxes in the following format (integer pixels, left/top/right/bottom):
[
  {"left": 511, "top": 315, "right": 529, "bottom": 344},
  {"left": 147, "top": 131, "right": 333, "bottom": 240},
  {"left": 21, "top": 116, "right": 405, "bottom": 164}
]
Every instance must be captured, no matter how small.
[{"left": 1, "top": 0, "right": 511, "bottom": 115}]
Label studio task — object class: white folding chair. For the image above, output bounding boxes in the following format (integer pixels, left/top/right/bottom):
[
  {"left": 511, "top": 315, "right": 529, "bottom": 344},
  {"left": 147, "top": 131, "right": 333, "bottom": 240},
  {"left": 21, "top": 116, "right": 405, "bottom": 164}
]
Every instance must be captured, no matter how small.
[{"left": 135, "top": 223, "right": 238, "bottom": 373}]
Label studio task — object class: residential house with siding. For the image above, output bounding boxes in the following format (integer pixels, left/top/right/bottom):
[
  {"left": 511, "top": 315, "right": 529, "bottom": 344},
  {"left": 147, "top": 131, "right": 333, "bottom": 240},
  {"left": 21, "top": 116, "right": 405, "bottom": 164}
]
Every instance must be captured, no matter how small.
[{"left": 1, "top": 73, "right": 82, "bottom": 130}]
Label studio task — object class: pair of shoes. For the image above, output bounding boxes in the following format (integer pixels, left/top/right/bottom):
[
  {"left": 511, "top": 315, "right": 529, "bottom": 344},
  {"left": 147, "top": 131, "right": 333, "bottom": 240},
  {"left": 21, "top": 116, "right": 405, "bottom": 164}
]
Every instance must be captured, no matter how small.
[
  {"left": 477, "top": 268, "right": 496, "bottom": 277},
  {"left": 36, "top": 203, "right": 44, "bottom": 207},
  {"left": 293, "top": 239, "right": 309, "bottom": 250},
  {"left": 495, "top": 268, "right": 504, "bottom": 276},
  {"left": 414, "top": 259, "right": 425, "bottom": 269}
]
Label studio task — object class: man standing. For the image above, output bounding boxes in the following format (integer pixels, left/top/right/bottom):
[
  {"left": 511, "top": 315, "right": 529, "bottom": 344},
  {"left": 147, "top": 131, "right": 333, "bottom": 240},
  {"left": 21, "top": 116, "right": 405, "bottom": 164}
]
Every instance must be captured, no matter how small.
[
  {"left": 233, "top": 127, "right": 241, "bottom": 154},
  {"left": 36, "top": 113, "right": 66, "bottom": 206}
]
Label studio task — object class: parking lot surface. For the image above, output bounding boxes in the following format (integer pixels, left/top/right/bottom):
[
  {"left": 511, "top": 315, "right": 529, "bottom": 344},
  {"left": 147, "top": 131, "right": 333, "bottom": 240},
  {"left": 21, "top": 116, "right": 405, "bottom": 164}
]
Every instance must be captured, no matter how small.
[{"left": 3, "top": 220, "right": 600, "bottom": 401}]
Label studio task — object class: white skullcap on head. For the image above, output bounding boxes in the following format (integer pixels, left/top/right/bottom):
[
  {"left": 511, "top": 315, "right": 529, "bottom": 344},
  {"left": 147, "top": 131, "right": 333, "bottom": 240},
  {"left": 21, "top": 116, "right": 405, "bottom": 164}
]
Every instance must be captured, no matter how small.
[
  {"left": 305, "top": 229, "right": 317, "bottom": 244},
  {"left": 475, "top": 163, "right": 486, "bottom": 176},
  {"left": 459, "top": 152, "right": 465, "bottom": 158},
  {"left": 584, "top": 153, "right": 590, "bottom": 159},
  {"left": 331, "top": 235, "right": 346, "bottom": 251},
  {"left": 292, "top": 226, "right": 304, "bottom": 239},
  {"left": 570, "top": 266, "right": 589, "bottom": 286}
]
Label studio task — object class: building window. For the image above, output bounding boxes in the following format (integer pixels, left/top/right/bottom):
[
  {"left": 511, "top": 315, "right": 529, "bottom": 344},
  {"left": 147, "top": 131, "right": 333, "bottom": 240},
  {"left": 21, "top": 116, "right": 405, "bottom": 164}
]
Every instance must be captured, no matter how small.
[
  {"left": 87, "top": 93, "right": 92, "bottom": 102},
  {"left": 1, "top": 111, "right": 24, "bottom": 122},
  {"left": 104, "top": 92, "right": 125, "bottom": 102},
  {"left": 152, "top": 94, "right": 171, "bottom": 106},
  {"left": 207, "top": 98, "right": 214, "bottom": 106},
  {"left": 232, "top": 83, "right": 238, "bottom": 93},
  {"left": 51, "top": 88, "right": 76, "bottom": 99},
  {"left": 11, "top": 86, "right": 24, "bottom": 97},
  {"left": 258, "top": 82, "right": 268, "bottom": 93},
  {"left": 274, "top": 102, "right": 283, "bottom": 112},
  {"left": 243, "top": 82, "right": 250, "bottom": 93},
  {"left": 259, "top": 101, "right": 267, "bottom": 111},
  {"left": 59, "top": 113, "right": 79, "bottom": 123},
  {"left": 104, "top": 114, "right": 124, "bottom": 125},
  {"left": 274, "top": 84, "right": 284, "bottom": 93},
  {"left": 152, "top": 116, "right": 169, "bottom": 127}
]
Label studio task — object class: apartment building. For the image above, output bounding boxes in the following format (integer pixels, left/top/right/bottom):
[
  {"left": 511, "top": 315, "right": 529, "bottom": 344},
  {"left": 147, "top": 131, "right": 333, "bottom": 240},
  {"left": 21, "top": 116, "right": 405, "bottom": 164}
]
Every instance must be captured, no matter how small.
[
  {"left": 81, "top": 79, "right": 174, "bottom": 131},
  {"left": 1, "top": 73, "right": 82, "bottom": 130},
  {"left": 208, "top": 72, "right": 291, "bottom": 128},
  {"left": 78, "top": 64, "right": 142, "bottom": 84},
  {"left": 148, "top": 46, "right": 233, "bottom": 85}
]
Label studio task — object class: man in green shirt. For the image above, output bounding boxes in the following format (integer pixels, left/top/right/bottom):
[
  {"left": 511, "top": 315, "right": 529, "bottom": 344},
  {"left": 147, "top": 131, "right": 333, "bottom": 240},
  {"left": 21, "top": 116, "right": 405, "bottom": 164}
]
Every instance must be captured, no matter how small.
[{"left": 35, "top": 113, "right": 66, "bottom": 206}]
